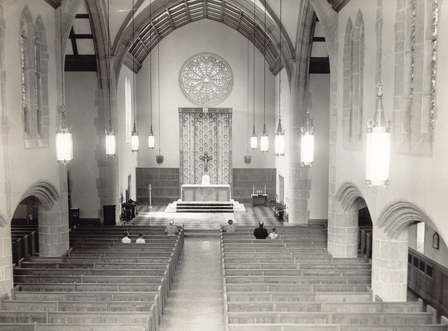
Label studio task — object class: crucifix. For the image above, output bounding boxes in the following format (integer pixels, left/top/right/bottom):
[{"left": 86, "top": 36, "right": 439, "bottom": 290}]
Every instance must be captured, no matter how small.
[{"left": 200, "top": 151, "right": 212, "bottom": 172}]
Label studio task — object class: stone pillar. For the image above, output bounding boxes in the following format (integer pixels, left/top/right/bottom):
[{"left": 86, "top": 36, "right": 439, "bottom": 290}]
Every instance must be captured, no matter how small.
[
  {"left": 328, "top": 200, "right": 359, "bottom": 258},
  {"left": 287, "top": 0, "right": 315, "bottom": 224},
  {"left": 371, "top": 223, "right": 408, "bottom": 301},
  {"left": 0, "top": 223, "right": 13, "bottom": 298},
  {"left": 38, "top": 201, "right": 69, "bottom": 257}
]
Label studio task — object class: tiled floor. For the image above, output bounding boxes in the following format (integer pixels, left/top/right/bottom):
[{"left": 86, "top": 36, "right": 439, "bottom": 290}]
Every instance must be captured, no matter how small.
[{"left": 126, "top": 204, "right": 284, "bottom": 230}]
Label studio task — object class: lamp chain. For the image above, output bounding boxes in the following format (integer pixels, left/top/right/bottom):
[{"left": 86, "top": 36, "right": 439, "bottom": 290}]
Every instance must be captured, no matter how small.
[{"left": 252, "top": 0, "right": 256, "bottom": 137}]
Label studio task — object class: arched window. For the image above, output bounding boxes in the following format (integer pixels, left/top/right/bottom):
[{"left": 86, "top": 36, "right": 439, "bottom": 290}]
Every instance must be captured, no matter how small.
[
  {"left": 34, "top": 15, "right": 49, "bottom": 146},
  {"left": 20, "top": 7, "right": 49, "bottom": 148},
  {"left": 393, "top": 0, "right": 438, "bottom": 156},
  {"left": 20, "top": 15, "right": 31, "bottom": 136},
  {"left": 125, "top": 77, "right": 132, "bottom": 143}
]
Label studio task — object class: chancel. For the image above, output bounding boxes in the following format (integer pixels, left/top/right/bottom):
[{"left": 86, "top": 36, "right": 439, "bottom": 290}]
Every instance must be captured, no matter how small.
[{"left": 1, "top": 1, "right": 448, "bottom": 330}]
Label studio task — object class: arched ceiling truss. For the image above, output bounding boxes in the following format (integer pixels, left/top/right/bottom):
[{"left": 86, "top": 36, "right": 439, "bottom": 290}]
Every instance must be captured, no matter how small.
[{"left": 113, "top": 0, "right": 296, "bottom": 80}]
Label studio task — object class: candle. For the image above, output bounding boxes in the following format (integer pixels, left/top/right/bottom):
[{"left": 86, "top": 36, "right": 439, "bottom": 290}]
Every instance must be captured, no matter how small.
[
  {"left": 264, "top": 185, "right": 266, "bottom": 194},
  {"left": 253, "top": 185, "right": 255, "bottom": 194}
]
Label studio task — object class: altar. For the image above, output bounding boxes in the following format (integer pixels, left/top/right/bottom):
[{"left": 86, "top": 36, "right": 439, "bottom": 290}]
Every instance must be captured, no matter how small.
[{"left": 181, "top": 184, "right": 231, "bottom": 202}]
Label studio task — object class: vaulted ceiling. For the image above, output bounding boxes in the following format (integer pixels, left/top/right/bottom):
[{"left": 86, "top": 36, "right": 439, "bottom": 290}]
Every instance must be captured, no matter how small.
[{"left": 52, "top": 0, "right": 351, "bottom": 74}]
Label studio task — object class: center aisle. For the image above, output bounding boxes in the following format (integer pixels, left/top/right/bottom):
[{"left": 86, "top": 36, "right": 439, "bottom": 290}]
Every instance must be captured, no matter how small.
[{"left": 159, "top": 236, "right": 225, "bottom": 331}]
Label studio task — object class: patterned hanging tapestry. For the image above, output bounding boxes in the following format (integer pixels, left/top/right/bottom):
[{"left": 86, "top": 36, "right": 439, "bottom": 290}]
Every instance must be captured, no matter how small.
[{"left": 179, "top": 108, "right": 232, "bottom": 185}]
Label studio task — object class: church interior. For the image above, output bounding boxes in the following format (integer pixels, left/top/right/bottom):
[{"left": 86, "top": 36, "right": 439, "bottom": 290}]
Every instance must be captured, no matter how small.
[{"left": 1, "top": 0, "right": 448, "bottom": 330}]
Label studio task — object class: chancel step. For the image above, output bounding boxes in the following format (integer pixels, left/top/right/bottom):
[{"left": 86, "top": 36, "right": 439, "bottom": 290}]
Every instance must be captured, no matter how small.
[{"left": 176, "top": 202, "right": 234, "bottom": 213}]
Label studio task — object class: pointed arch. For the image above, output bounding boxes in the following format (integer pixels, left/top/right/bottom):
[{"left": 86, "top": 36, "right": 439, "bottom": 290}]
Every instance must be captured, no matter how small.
[
  {"left": 19, "top": 180, "right": 60, "bottom": 212},
  {"left": 377, "top": 200, "right": 436, "bottom": 239},
  {"left": 112, "top": 0, "right": 294, "bottom": 80},
  {"left": 20, "top": 5, "right": 34, "bottom": 137},
  {"left": 33, "top": 14, "right": 50, "bottom": 145},
  {"left": 335, "top": 181, "right": 364, "bottom": 211}
]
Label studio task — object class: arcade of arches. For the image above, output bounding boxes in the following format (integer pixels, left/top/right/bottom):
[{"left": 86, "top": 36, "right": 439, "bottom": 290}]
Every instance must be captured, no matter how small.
[{"left": 1, "top": 0, "right": 448, "bottom": 328}]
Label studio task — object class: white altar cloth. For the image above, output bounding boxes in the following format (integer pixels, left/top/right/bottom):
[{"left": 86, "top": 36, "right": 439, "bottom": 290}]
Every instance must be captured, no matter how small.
[{"left": 181, "top": 184, "right": 231, "bottom": 202}]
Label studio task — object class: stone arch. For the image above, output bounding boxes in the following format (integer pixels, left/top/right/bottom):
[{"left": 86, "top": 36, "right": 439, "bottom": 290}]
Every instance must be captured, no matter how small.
[
  {"left": 335, "top": 182, "right": 364, "bottom": 212},
  {"left": 329, "top": 182, "right": 366, "bottom": 258},
  {"left": 19, "top": 180, "right": 60, "bottom": 212},
  {"left": 377, "top": 200, "right": 437, "bottom": 240}
]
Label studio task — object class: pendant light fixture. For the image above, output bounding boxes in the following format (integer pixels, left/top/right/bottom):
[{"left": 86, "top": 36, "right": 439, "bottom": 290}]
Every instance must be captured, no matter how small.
[
  {"left": 244, "top": 38, "right": 252, "bottom": 166},
  {"left": 130, "top": 0, "right": 139, "bottom": 152},
  {"left": 155, "top": 42, "right": 164, "bottom": 165},
  {"left": 105, "top": 0, "right": 116, "bottom": 157},
  {"left": 56, "top": 7, "right": 73, "bottom": 164},
  {"left": 260, "top": 4, "right": 269, "bottom": 153},
  {"left": 250, "top": 0, "right": 257, "bottom": 150},
  {"left": 147, "top": 1, "right": 155, "bottom": 149},
  {"left": 275, "top": 0, "right": 285, "bottom": 157},
  {"left": 366, "top": 82, "right": 391, "bottom": 188},
  {"left": 300, "top": 108, "right": 314, "bottom": 166}
]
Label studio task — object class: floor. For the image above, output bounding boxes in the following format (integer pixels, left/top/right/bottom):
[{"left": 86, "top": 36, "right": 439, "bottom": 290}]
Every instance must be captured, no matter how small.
[
  {"left": 159, "top": 237, "right": 224, "bottom": 331},
  {"left": 126, "top": 204, "right": 285, "bottom": 229},
  {"left": 124, "top": 205, "right": 427, "bottom": 327}
]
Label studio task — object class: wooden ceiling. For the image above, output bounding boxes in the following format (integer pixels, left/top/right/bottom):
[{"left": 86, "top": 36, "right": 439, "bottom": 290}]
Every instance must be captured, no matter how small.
[
  {"left": 126, "top": 0, "right": 281, "bottom": 74},
  {"left": 57, "top": 0, "right": 352, "bottom": 73}
]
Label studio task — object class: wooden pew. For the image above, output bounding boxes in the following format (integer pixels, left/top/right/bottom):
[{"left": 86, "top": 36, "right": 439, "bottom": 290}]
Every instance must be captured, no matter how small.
[
  {"left": 4, "top": 225, "right": 186, "bottom": 331},
  {"left": 227, "top": 325, "right": 448, "bottom": 331},
  {"left": 12, "top": 290, "right": 160, "bottom": 302},
  {"left": 224, "top": 275, "right": 371, "bottom": 285},
  {"left": 226, "top": 291, "right": 372, "bottom": 302},
  {"left": 0, "top": 323, "right": 147, "bottom": 331},
  {"left": 226, "top": 311, "right": 436, "bottom": 324}
]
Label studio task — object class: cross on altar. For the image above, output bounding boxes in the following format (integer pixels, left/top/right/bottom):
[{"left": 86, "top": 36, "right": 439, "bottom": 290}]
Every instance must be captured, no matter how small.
[{"left": 200, "top": 151, "right": 212, "bottom": 172}]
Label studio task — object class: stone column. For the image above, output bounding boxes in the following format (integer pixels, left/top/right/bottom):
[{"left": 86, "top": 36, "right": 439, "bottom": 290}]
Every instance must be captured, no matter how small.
[
  {"left": 328, "top": 199, "right": 359, "bottom": 258},
  {"left": 371, "top": 223, "right": 408, "bottom": 301},
  {"left": 287, "top": 0, "right": 315, "bottom": 224},
  {"left": 0, "top": 223, "right": 13, "bottom": 298},
  {"left": 38, "top": 200, "right": 69, "bottom": 257}
]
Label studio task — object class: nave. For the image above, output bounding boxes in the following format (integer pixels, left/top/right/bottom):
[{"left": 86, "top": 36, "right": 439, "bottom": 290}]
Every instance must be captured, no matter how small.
[{"left": 2, "top": 207, "right": 448, "bottom": 330}]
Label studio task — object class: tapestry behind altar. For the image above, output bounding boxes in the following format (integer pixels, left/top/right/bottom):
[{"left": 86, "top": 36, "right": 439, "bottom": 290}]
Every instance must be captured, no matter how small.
[{"left": 179, "top": 108, "right": 232, "bottom": 185}]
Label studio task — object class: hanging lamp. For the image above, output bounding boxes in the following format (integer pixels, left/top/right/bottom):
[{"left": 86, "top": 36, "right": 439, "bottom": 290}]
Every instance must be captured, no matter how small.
[
  {"left": 56, "top": 7, "right": 73, "bottom": 164},
  {"left": 250, "top": 0, "right": 257, "bottom": 150},
  {"left": 244, "top": 38, "right": 252, "bottom": 165},
  {"left": 301, "top": 108, "right": 314, "bottom": 167},
  {"left": 105, "top": 0, "right": 116, "bottom": 157},
  {"left": 130, "top": 0, "right": 139, "bottom": 152},
  {"left": 148, "top": 1, "right": 155, "bottom": 149},
  {"left": 275, "top": 0, "right": 285, "bottom": 156},
  {"left": 155, "top": 42, "right": 164, "bottom": 165},
  {"left": 260, "top": 4, "right": 269, "bottom": 153},
  {"left": 366, "top": 82, "right": 391, "bottom": 188}
]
